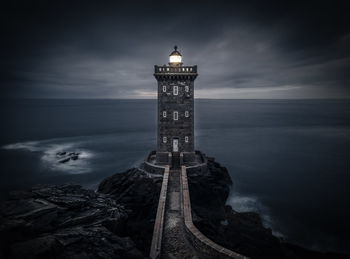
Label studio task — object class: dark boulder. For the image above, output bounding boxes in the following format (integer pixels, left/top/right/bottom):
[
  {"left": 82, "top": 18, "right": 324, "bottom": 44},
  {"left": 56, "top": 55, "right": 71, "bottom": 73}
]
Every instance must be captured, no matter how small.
[
  {"left": 188, "top": 158, "right": 284, "bottom": 258},
  {"left": 98, "top": 168, "right": 162, "bottom": 256},
  {"left": 56, "top": 152, "right": 81, "bottom": 163},
  {"left": 0, "top": 184, "right": 142, "bottom": 259},
  {"left": 187, "top": 158, "right": 348, "bottom": 259}
]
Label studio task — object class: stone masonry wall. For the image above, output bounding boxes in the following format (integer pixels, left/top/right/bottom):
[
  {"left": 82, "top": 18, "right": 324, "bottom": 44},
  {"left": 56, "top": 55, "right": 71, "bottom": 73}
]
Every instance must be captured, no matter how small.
[{"left": 156, "top": 72, "right": 195, "bottom": 153}]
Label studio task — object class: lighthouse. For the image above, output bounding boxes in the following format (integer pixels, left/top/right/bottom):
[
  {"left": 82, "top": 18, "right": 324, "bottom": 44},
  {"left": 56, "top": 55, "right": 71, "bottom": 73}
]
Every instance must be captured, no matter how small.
[{"left": 154, "top": 46, "right": 198, "bottom": 165}]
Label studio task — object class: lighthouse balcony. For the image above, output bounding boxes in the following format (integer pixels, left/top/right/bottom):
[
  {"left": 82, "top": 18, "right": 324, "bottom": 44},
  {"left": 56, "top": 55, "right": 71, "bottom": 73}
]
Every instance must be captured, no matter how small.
[{"left": 154, "top": 65, "right": 197, "bottom": 74}]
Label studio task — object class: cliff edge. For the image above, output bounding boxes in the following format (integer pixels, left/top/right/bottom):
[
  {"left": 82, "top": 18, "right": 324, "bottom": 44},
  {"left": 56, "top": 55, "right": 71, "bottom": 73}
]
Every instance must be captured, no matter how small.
[{"left": 0, "top": 159, "right": 348, "bottom": 258}]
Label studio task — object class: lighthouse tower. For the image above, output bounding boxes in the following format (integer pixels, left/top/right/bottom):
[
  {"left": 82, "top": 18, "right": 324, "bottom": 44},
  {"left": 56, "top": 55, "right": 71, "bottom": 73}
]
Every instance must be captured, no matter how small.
[{"left": 154, "top": 46, "right": 198, "bottom": 164}]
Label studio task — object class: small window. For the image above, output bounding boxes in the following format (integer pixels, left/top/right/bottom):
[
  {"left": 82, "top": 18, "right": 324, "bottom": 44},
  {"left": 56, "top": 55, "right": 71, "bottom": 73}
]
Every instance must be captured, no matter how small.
[
  {"left": 162, "top": 111, "right": 167, "bottom": 118},
  {"left": 167, "top": 68, "right": 169, "bottom": 71},
  {"left": 190, "top": 68, "right": 192, "bottom": 71},
  {"left": 163, "top": 137, "right": 167, "bottom": 143},
  {"left": 163, "top": 85, "right": 166, "bottom": 92},
  {"left": 174, "top": 111, "right": 178, "bottom": 120},
  {"left": 185, "top": 85, "right": 189, "bottom": 92},
  {"left": 185, "top": 136, "right": 189, "bottom": 143},
  {"left": 185, "top": 111, "right": 189, "bottom": 117},
  {"left": 173, "top": 85, "right": 178, "bottom": 95},
  {"left": 186, "top": 68, "right": 189, "bottom": 72}
]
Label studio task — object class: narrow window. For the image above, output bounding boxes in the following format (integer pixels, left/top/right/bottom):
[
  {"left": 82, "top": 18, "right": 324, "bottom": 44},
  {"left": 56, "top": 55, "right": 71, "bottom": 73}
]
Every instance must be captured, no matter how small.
[
  {"left": 162, "top": 111, "right": 167, "bottom": 118},
  {"left": 163, "top": 137, "right": 167, "bottom": 143},
  {"left": 173, "top": 85, "right": 178, "bottom": 95},
  {"left": 185, "top": 136, "right": 189, "bottom": 143},
  {"left": 167, "top": 68, "right": 169, "bottom": 71},
  {"left": 163, "top": 85, "right": 166, "bottom": 92},
  {"left": 185, "top": 85, "right": 189, "bottom": 92},
  {"left": 186, "top": 68, "right": 189, "bottom": 72},
  {"left": 185, "top": 111, "right": 189, "bottom": 117},
  {"left": 174, "top": 111, "right": 178, "bottom": 120}
]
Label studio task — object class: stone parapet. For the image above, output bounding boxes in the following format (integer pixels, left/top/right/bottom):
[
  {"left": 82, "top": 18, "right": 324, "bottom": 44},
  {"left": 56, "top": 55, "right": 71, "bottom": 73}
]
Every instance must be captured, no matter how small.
[
  {"left": 149, "top": 166, "right": 170, "bottom": 259},
  {"left": 142, "top": 151, "right": 168, "bottom": 175},
  {"left": 180, "top": 166, "right": 249, "bottom": 259}
]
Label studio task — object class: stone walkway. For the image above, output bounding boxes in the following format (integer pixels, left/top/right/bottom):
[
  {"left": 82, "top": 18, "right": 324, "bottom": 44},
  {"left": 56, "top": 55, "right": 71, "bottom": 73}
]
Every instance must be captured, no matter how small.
[{"left": 160, "top": 170, "right": 199, "bottom": 259}]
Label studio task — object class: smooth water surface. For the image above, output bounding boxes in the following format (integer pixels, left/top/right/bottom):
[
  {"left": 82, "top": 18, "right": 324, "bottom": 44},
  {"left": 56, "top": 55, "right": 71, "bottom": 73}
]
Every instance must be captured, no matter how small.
[{"left": 1, "top": 99, "right": 349, "bottom": 253}]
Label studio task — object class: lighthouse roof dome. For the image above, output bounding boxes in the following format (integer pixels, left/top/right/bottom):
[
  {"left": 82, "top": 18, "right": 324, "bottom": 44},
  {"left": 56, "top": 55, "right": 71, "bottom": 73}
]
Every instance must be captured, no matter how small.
[{"left": 169, "top": 45, "right": 182, "bottom": 56}]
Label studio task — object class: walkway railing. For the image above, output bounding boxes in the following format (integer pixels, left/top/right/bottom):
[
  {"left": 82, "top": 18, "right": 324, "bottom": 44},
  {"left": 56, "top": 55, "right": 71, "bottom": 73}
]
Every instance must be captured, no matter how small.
[
  {"left": 180, "top": 166, "right": 248, "bottom": 259},
  {"left": 149, "top": 166, "right": 169, "bottom": 259},
  {"left": 149, "top": 158, "right": 249, "bottom": 259}
]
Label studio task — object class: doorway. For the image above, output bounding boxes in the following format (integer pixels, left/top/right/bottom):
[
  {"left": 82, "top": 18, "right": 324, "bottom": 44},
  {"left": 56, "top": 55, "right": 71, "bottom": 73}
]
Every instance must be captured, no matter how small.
[{"left": 172, "top": 138, "right": 179, "bottom": 152}]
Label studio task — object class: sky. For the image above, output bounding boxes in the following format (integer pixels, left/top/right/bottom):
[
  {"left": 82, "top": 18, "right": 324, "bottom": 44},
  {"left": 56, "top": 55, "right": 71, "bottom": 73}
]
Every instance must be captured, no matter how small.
[{"left": 1, "top": 0, "right": 349, "bottom": 99}]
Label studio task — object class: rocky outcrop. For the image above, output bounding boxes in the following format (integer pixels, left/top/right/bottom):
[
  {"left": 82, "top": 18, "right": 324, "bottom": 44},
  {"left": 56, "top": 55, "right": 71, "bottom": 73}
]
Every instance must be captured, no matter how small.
[
  {"left": 187, "top": 157, "right": 348, "bottom": 259},
  {"left": 1, "top": 160, "right": 348, "bottom": 259},
  {"left": 98, "top": 168, "right": 163, "bottom": 256},
  {"left": 56, "top": 152, "right": 80, "bottom": 163},
  {"left": 187, "top": 158, "right": 282, "bottom": 258},
  {"left": 0, "top": 184, "right": 143, "bottom": 259}
]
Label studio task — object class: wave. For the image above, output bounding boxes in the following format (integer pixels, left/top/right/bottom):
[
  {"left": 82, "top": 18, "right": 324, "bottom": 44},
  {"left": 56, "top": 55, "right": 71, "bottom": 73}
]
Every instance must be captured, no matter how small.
[
  {"left": 3, "top": 141, "right": 42, "bottom": 152},
  {"left": 227, "top": 192, "right": 285, "bottom": 239},
  {"left": 2, "top": 139, "right": 93, "bottom": 175}
]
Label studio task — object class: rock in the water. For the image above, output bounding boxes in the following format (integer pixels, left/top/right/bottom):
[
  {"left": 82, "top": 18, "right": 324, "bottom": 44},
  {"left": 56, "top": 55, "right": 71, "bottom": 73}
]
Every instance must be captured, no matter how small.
[
  {"left": 187, "top": 158, "right": 284, "bottom": 258},
  {"left": 56, "top": 151, "right": 80, "bottom": 163},
  {"left": 58, "top": 157, "right": 70, "bottom": 163},
  {"left": 187, "top": 158, "right": 349, "bottom": 259},
  {"left": 2, "top": 159, "right": 348, "bottom": 259}
]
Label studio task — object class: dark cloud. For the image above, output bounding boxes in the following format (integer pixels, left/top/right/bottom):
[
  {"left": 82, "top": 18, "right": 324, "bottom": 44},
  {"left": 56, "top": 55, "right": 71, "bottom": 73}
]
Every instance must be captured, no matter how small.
[{"left": 1, "top": 0, "right": 349, "bottom": 98}]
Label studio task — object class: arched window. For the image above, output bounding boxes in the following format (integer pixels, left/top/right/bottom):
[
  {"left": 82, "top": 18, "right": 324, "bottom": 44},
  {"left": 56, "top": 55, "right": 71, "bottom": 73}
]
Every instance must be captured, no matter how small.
[
  {"left": 163, "top": 137, "right": 167, "bottom": 143},
  {"left": 163, "top": 85, "right": 166, "bottom": 92},
  {"left": 185, "top": 136, "right": 189, "bottom": 143},
  {"left": 185, "top": 111, "right": 189, "bottom": 117},
  {"left": 163, "top": 111, "right": 167, "bottom": 118},
  {"left": 185, "top": 85, "right": 189, "bottom": 92}
]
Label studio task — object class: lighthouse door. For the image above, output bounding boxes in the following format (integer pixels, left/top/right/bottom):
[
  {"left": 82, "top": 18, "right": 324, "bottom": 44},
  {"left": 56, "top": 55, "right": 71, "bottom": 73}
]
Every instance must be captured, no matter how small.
[{"left": 173, "top": 138, "right": 179, "bottom": 152}]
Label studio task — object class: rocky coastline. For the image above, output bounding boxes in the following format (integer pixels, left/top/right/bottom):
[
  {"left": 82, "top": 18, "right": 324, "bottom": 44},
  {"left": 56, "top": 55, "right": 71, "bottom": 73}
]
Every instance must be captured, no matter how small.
[{"left": 0, "top": 159, "right": 348, "bottom": 258}]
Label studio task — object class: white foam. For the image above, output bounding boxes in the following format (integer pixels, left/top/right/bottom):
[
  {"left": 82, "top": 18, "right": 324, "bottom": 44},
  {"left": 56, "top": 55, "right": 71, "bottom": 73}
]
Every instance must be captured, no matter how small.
[
  {"left": 2, "top": 139, "right": 93, "bottom": 175},
  {"left": 228, "top": 195, "right": 260, "bottom": 213},
  {"left": 227, "top": 192, "right": 285, "bottom": 239},
  {"left": 3, "top": 141, "right": 41, "bottom": 152}
]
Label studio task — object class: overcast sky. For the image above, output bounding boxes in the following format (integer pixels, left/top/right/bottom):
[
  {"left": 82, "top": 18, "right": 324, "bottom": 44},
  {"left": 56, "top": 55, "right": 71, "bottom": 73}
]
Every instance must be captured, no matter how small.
[{"left": 1, "top": 0, "right": 349, "bottom": 99}]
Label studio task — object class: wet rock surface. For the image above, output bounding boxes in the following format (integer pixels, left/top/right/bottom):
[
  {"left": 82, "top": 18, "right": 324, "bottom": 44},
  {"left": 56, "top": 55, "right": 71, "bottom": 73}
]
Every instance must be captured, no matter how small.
[
  {"left": 56, "top": 152, "right": 80, "bottom": 163},
  {"left": 0, "top": 184, "right": 143, "bottom": 259},
  {"left": 1, "top": 161, "right": 349, "bottom": 259},
  {"left": 188, "top": 157, "right": 349, "bottom": 259},
  {"left": 98, "top": 168, "right": 163, "bottom": 257}
]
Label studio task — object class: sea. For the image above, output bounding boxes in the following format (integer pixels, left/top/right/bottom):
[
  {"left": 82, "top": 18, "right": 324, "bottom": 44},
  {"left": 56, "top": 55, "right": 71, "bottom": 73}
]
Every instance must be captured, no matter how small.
[{"left": 1, "top": 99, "right": 349, "bottom": 254}]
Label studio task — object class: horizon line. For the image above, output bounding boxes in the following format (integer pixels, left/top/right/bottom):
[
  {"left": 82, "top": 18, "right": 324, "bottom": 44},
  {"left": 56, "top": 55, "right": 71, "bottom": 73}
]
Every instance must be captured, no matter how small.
[{"left": 1, "top": 97, "right": 350, "bottom": 100}]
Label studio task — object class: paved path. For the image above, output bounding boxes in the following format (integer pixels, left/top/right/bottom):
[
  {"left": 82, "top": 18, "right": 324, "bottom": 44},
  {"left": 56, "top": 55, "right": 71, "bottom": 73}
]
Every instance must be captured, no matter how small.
[{"left": 160, "top": 170, "right": 199, "bottom": 259}]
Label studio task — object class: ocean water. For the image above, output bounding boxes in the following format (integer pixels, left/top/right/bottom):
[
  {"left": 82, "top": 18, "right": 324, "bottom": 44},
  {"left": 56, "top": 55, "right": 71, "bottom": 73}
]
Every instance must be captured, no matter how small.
[{"left": 1, "top": 99, "right": 350, "bottom": 253}]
